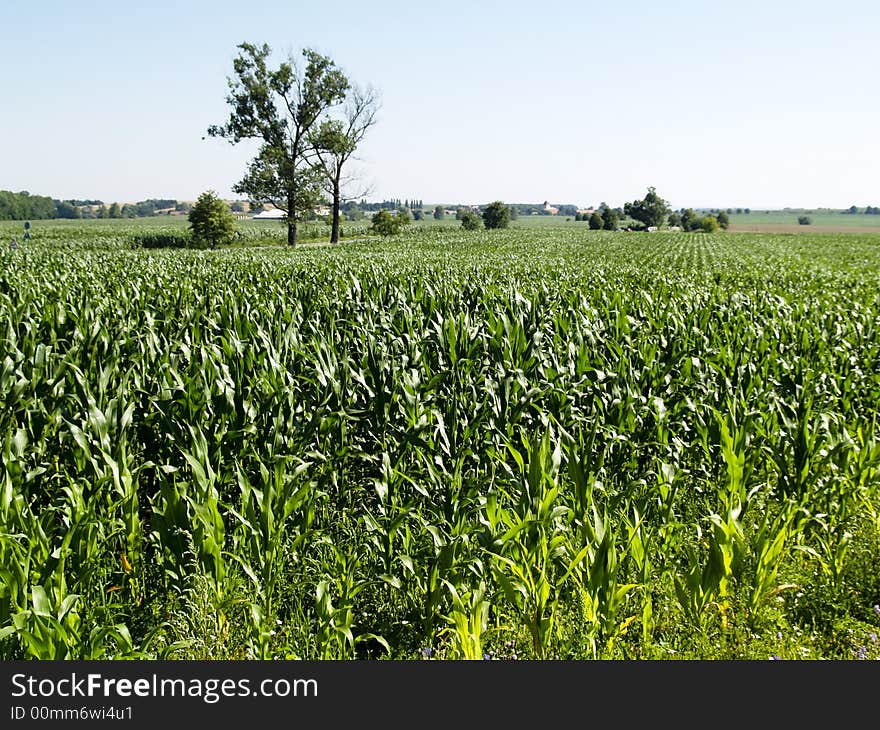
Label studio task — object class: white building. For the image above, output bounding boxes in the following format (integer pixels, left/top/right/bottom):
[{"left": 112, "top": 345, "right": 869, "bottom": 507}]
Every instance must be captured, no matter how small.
[{"left": 252, "top": 209, "right": 286, "bottom": 219}]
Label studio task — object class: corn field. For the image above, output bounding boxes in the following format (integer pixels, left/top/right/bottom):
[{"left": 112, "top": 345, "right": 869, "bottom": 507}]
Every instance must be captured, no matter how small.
[{"left": 1, "top": 225, "right": 879, "bottom": 659}]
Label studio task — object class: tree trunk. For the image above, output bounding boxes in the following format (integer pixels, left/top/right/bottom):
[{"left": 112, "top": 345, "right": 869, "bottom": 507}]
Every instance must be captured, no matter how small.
[
  {"left": 287, "top": 193, "right": 297, "bottom": 246},
  {"left": 331, "top": 180, "right": 341, "bottom": 244}
]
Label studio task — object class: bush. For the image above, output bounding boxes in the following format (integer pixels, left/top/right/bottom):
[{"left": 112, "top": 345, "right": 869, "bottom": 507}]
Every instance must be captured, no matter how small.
[
  {"left": 370, "top": 209, "right": 409, "bottom": 237},
  {"left": 460, "top": 210, "right": 482, "bottom": 231},
  {"left": 701, "top": 216, "right": 720, "bottom": 233},
  {"left": 798, "top": 215, "right": 812, "bottom": 225},
  {"left": 588, "top": 212, "right": 603, "bottom": 230},
  {"left": 188, "top": 190, "right": 236, "bottom": 248}
]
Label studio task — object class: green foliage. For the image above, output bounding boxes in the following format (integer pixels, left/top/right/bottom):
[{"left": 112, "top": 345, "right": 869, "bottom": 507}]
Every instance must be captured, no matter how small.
[
  {"left": 433, "top": 206, "right": 444, "bottom": 220},
  {"left": 188, "top": 191, "right": 237, "bottom": 248},
  {"left": 370, "top": 209, "right": 409, "bottom": 236},
  {"left": 602, "top": 209, "right": 619, "bottom": 230},
  {"left": 624, "top": 187, "right": 672, "bottom": 228},
  {"left": 54, "top": 201, "right": 82, "bottom": 219},
  {"left": 798, "top": 215, "right": 812, "bottom": 225},
  {"left": 208, "top": 43, "right": 350, "bottom": 245},
  {"left": 0, "top": 190, "right": 56, "bottom": 220},
  {"left": 681, "top": 208, "right": 701, "bottom": 232},
  {"left": 716, "top": 211, "right": 730, "bottom": 229},
  {"left": 588, "top": 212, "right": 604, "bottom": 230},
  {"left": 482, "top": 201, "right": 510, "bottom": 230},
  {"left": 701, "top": 216, "right": 720, "bottom": 233},
  {"left": 460, "top": 209, "right": 482, "bottom": 231}
]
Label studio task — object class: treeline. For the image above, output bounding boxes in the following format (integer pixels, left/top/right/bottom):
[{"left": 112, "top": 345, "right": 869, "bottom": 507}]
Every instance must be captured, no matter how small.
[
  {"left": 67, "top": 199, "right": 186, "bottom": 219},
  {"left": 357, "top": 199, "right": 424, "bottom": 212},
  {"left": 0, "top": 191, "right": 193, "bottom": 220},
  {"left": 0, "top": 191, "right": 56, "bottom": 220}
]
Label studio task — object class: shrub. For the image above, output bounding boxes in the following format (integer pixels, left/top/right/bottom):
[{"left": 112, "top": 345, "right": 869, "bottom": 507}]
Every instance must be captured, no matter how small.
[
  {"left": 370, "top": 209, "right": 409, "bottom": 237},
  {"left": 588, "top": 212, "right": 604, "bottom": 230},
  {"left": 460, "top": 210, "right": 482, "bottom": 231},
  {"left": 701, "top": 216, "right": 720, "bottom": 233},
  {"left": 798, "top": 216, "right": 812, "bottom": 225}
]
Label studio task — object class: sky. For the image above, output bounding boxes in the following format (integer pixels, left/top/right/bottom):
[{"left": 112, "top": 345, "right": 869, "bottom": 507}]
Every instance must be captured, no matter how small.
[{"left": 2, "top": 0, "right": 879, "bottom": 210}]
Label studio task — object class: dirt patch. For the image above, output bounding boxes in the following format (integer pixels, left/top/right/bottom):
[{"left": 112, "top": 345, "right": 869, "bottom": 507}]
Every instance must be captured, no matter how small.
[{"left": 728, "top": 224, "right": 880, "bottom": 234}]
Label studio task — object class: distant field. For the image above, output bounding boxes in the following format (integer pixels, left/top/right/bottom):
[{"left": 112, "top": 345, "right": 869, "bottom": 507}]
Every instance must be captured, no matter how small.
[{"left": 727, "top": 211, "right": 880, "bottom": 231}]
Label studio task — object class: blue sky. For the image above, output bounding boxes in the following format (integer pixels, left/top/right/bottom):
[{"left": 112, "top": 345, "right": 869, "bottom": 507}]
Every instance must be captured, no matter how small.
[{"left": 2, "top": 0, "right": 878, "bottom": 209}]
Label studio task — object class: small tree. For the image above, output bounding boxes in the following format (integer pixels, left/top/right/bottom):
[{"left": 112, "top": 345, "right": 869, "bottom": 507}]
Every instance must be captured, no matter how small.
[
  {"left": 370, "top": 209, "right": 409, "bottom": 237},
  {"left": 482, "top": 201, "right": 510, "bottom": 229},
  {"left": 588, "top": 212, "right": 603, "bottom": 230},
  {"left": 667, "top": 211, "right": 682, "bottom": 228},
  {"left": 798, "top": 215, "right": 812, "bottom": 225},
  {"left": 716, "top": 210, "right": 730, "bottom": 229},
  {"left": 188, "top": 190, "right": 237, "bottom": 248},
  {"left": 433, "top": 205, "right": 444, "bottom": 220},
  {"left": 460, "top": 209, "right": 482, "bottom": 230}
]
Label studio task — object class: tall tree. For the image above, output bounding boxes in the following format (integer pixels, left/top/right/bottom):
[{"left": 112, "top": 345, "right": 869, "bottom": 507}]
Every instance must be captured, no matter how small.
[
  {"left": 310, "top": 84, "right": 380, "bottom": 243},
  {"left": 624, "top": 187, "right": 671, "bottom": 228},
  {"left": 208, "top": 43, "right": 349, "bottom": 245}
]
